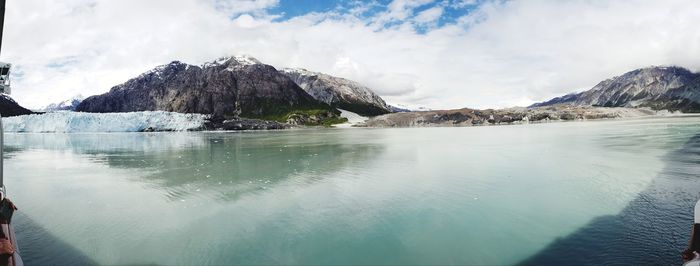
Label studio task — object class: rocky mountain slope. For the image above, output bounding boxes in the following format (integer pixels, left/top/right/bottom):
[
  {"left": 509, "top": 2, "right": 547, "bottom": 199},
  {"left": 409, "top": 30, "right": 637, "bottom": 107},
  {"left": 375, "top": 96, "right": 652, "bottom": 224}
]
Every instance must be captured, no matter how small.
[
  {"left": 41, "top": 94, "right": 84, "bottom": 111},
  {"left": 280, "top": 68, "right": 391, "bottom": 116},
  {"left": 0, "top": 94, "right": 34, "bottom": 117},
  {"left": 76, "top": 56, "right": 341, "bottom": 125},
  {"left": 531, "top": 66, "right": 700, "bottom": 112}
]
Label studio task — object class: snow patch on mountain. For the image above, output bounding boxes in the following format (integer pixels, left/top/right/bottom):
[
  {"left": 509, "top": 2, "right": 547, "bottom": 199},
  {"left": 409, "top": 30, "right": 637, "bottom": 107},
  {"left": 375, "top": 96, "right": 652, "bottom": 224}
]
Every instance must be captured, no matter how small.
[
  {"left": 1, "top": 93, "right": 17, "bottom": 104},
  {"left": 335, "top": 109, "right": 368, "bottom": 128},
  {"left": 4, "top": 111, "right": 208, "bottom": 133},
  {"left": 202, "top": 55, "right": 261, "bottom": 70}
]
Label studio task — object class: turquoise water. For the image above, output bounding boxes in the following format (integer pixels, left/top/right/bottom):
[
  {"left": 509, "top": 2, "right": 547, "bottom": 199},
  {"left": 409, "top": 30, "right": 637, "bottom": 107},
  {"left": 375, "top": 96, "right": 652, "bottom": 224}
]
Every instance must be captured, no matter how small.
[{"left": 4, "top": 116, "right": 700, "bottom": 265}]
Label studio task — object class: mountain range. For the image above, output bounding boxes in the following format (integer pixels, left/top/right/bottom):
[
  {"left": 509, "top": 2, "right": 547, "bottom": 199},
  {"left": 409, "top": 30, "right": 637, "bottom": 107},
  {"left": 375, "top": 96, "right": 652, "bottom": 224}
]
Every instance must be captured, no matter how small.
[
  {"left": 365, "top": 65, "right": 700, "bottom": 127},
  {"left": 2, "top": 57, "right": 699, "bottom": 129},
  {"left": 76, "top": 56, "right": 343, "bottom": 125},
  {"left": 75, "top": 56, "right": 396, "bottom": 125}
]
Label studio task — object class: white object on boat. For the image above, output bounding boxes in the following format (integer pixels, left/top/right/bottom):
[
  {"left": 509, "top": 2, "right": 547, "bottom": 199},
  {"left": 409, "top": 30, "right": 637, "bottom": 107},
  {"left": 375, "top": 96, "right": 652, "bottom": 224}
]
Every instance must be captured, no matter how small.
[{"left": 695, "top": 199, "right": 700, "bottom": 224}]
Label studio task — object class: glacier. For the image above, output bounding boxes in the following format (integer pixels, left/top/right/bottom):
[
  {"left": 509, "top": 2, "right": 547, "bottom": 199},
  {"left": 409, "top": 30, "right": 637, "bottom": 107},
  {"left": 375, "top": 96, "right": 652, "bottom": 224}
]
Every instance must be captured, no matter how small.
[{"left": 3, "top": 111, "right": 209, "bottom": 133}]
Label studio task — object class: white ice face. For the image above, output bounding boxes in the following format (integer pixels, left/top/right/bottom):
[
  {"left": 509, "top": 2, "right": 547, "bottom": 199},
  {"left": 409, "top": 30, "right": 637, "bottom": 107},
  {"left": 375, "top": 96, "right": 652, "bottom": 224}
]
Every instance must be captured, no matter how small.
[{"left": 3, "top": 111, "right": 209, "bottom": 133}]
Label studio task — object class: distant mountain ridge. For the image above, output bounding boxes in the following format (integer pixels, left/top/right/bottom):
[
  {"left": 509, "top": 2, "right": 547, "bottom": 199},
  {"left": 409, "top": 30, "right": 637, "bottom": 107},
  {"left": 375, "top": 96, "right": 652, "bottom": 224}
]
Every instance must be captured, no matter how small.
[
  {"left": 41, "top": 94, "right": 84, "bottom": 111},
  {"left": 387, "top": 103, "right": 432, "bottom": 113},
  {"left": 532, "top": 66, "right": 700, "bottom": 112},
  {"left": 280, "top": 68, "right": 391, "bottom": 116},
  {"left": 76, "top": 56, "right": 342, "bottom": 125}
]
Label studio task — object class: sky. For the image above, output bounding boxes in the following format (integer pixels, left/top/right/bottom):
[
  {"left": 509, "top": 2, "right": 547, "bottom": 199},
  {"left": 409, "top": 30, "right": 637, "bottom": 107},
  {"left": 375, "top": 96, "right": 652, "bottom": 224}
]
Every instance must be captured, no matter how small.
[{"left": 4, "top": 0, "right": 700, "bottom": 110}]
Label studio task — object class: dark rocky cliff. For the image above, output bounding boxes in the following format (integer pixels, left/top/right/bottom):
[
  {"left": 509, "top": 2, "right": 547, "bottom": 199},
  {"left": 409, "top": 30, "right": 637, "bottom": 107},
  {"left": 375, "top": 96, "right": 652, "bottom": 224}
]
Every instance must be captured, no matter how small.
[{"left": 0, "top": 95, "right": 33, "bottom": 117}]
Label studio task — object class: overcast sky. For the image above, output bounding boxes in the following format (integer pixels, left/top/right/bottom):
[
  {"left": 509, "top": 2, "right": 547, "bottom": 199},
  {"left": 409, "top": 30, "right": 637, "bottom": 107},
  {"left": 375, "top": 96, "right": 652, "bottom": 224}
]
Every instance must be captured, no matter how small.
[{"left": 5, "top": 0, "right": 700, "bottom": 109}]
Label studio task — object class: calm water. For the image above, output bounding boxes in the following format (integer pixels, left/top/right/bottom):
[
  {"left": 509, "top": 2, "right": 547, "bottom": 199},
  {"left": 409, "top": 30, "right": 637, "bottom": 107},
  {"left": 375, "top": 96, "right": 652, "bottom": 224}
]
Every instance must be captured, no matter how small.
[{"left": 3, "top": 116, "right": 700, "bottom": 265}]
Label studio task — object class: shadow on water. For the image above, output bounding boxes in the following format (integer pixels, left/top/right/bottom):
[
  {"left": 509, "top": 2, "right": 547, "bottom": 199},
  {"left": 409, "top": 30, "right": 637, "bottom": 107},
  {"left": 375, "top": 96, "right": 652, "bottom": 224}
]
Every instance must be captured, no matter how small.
[
  {"left": 12, "top": 212, "right": 96, "bottom": 265},
  {"left": 519, "top": 134, "right": 700, "bottom": 266}
]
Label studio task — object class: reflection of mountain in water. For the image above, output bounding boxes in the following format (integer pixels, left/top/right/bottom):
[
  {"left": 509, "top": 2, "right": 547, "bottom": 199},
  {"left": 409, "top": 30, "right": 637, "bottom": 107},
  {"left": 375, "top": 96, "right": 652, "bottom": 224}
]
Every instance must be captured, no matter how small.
[
  {"left": 520, "top": 134, "right": 700, "bottom": 265},
  {"left": 4, "top": 131, "right": 385, "bottom": 202}
]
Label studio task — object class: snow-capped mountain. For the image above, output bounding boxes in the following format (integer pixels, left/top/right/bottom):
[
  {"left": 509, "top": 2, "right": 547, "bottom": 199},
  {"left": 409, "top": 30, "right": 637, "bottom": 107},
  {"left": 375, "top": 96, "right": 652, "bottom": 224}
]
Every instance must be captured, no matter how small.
[
  {"left": 201, "top": 55, "right": 261, "bottom": 68},
  {"left": 531, "top": 66, "right": 700, "bottom": 112},
  {"left": 76, "top": 56, "right": 340, "bottom": 125},
  {"left": 41, "top": 94, "right": 84, "bottom": 111},
  {"left": 280, "top": 68, "right": 391, "bottom": 116}
]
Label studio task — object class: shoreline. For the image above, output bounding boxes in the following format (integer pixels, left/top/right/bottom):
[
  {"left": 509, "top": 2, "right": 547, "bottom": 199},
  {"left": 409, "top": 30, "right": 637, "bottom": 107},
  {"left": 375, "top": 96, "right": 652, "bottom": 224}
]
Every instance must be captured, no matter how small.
[
  {"left": 360, "top": 105, "right": 687, "bottom": 128},
  {"left": 2, "top": 111, "right": 697, "bottom": 133},
  {"left": 358, "top": 113, "right": 699, "bottom": 128}
]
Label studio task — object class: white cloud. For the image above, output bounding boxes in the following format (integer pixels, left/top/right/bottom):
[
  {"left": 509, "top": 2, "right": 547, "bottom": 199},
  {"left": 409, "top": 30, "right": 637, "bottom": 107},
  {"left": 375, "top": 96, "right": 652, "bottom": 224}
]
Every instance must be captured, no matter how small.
[
  {"left": 212, "top": 0, "right": 279, "bottom": 15},
  {"left": 4, "top": 0, "right": 700, "bottom": 110},
  {"left": 451, "top": 0, "right": 478, "bottom": 9},
  {"left": 413, "top": 6, "right": 444, "bottom": 24},
  {"left": 384, "top": 0, "right": 436, "bottom": 21}
]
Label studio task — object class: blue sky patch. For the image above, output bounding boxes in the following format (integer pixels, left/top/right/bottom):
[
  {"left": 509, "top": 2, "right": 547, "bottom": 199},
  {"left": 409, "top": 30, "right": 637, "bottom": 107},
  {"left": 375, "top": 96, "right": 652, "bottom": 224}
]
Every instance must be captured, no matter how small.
[{"left": 267, "top": 0, "right": 484, "bottom": 32}]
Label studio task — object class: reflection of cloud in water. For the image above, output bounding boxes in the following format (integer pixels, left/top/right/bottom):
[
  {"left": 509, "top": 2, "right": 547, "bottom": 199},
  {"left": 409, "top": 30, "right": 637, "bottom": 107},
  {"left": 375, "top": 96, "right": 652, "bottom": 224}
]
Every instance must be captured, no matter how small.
[{"left": 117, "top": 134, "right": 385, "bottom": 202}]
